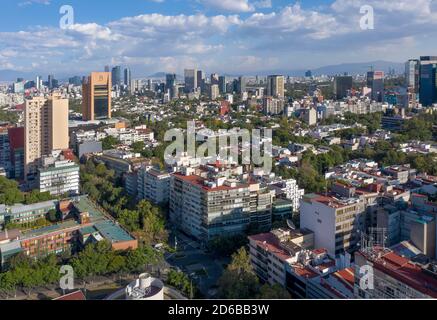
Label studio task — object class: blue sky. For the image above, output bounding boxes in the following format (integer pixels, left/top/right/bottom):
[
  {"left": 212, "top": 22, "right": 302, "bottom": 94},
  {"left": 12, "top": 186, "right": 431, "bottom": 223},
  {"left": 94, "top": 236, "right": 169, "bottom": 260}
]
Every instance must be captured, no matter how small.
[{"left": 1, "top": 0, "right": 437, "bottom": 77}]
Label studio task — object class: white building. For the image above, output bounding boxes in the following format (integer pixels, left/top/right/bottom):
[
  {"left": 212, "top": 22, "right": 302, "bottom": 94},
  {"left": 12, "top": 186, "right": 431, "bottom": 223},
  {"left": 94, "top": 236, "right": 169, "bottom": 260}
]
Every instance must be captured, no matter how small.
[
  {"left": 300, "top": 193, "right": 365, "bottom": 256},
  {"left": 38, "top": 153, "right": 80, "bottom": 196},
  {"left": 137, "top": 167, "right": 171, "bottom": 205}
]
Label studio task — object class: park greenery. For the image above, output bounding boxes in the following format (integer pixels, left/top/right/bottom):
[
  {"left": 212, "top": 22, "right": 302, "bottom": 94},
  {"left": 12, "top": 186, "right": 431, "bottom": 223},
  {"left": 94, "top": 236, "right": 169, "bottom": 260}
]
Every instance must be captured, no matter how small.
[
  {"left": 0, "top": 241, "right": 163, "bottom": 299},
  {"left": 80, "top": 160, "right": 168, "bottom": 246}
]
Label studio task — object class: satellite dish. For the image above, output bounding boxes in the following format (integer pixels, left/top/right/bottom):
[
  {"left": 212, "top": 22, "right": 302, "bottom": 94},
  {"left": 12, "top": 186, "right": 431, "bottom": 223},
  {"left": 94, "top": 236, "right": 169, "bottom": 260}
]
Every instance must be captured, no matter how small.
[{"left": 286, "top": 219, "right": 296, "bottom": 231}]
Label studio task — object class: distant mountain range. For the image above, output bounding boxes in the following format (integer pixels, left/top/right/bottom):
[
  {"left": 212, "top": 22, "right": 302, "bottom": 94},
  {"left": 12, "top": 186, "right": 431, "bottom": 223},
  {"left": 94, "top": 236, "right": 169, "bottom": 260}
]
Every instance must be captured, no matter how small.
[{"left": 0, "top": 60, "right": 405, "bottom": 82}]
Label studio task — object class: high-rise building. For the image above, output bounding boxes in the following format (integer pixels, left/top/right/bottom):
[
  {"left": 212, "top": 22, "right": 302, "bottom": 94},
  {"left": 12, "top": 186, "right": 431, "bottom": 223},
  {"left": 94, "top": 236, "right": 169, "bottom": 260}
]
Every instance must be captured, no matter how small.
[
  {"left": 165, "top": 74, "right": 176, "bottom": 90},
  {"left": 305, "top": 70, "right": 312, "bottom": 78},
  {"left": 263, "top": 96, "right": 284, "bottom": 115},
  {"left": 8, "top": 127, "right": 25, "bottom": 180},
  {"left": 170, "top": 169, "right": 273, "bottom": 241},
  {"left": 334, "top": 75, "right": 353, "bottom": 100},
  {"left": 405, "top": 59, "right": 420, "bottom": 92},
  {"left": 0, "top": 128, "right": 11, "bottom": 178},
  {"left": 48, "top": 75, "right": 55, "bottom": 89},
  {"left": 210, "top": 84, "right": 219, "bottom": 100},
  {"left": 184, "top": 69, "right": 198, "bottom": 93},
  {"left": 267, "top": 75, "right": 285, "bottom": 99},
  {"left": 238, "top": 76, "right": 247, "bottom": 94},
  {"left": 111, "top": 66, "right": 122, "bottom": 86},
  {"left": 218, "top": 76, "right": 227, "bottom": 94},
  {"left": 300, "top": 193, "right": 364, "bottom": 256},
  {"left": 210, "top": 73, "right": 219, "bottom": 85},
  {"left": 13, "top": 82, "right": 24, "bottom": 94},
  {"left": 104, "top": 65, "right": 110, "bottom": 72},
  {"left": 36, "top": 76, "right": 42, "bottom": 91},
  {"left": 24, "top": 94, "right": 69, "bottom": 179},
  {"left": 124, "top": 67, "right": 131, "bottom": 87},
  {"left": 82, "top": 72, "right": 112, "bottom": 121},
  {"left": 367, "top": 71, "right": 385, "bottom": 102},
  {"left": 419, "top": 56, "right": 437, "bottom": 107}
]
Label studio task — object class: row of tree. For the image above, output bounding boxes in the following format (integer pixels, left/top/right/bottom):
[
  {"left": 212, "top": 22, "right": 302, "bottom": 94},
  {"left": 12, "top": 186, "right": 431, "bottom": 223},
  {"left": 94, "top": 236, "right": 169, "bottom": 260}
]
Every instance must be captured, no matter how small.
[
  {"left": 80, "top": 160, "right": 168, "bottom": 246},
  {"left": 0, "top": 176, "right": 56, "bottom": 206},
  {"left": 217, "top": 247, "right": 291, "bottom": 299},
  {"left": 0, "top": 241, "right": 163, "bottom": 298}
]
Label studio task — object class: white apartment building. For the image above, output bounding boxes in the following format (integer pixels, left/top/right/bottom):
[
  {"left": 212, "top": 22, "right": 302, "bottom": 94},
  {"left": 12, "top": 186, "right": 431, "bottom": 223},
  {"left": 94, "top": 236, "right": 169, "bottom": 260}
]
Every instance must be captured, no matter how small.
[
  {"left": 262, "top": 177, "right": 304, "bottom": 213},
  {"left": 38, "top": 158, "right": 80, "bottom": 196},
  {"left": 137, "top": 167, "right": 171, "bottom": 205},
  {"left": 300, "top": 193, "right": 365, "bottom": 256},
  {"left": 170, "top": 166, "right": 273, "bottom": 241}
]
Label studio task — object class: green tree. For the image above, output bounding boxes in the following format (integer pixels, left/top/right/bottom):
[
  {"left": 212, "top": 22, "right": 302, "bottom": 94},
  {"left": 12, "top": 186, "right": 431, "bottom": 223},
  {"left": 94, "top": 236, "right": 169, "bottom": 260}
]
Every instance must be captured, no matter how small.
[
  {"left": 0, "top": 176, "right": 24, "bottom": 205},
  {"left": 258, "top": 284, "right": 291, "bottom": 299},
  {"left": 217, "top": 247, "right": 260, "bottom": 299},
  {"left": 102, "top": 136, "right": 119, "bottom": 150}
]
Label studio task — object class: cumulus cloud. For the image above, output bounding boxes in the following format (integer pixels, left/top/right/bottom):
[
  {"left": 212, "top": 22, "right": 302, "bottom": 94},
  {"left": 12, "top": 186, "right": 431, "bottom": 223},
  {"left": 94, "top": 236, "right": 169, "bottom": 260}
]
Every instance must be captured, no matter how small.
[{"left": 2, "top": 1, "right": 437, "bottom": 75}]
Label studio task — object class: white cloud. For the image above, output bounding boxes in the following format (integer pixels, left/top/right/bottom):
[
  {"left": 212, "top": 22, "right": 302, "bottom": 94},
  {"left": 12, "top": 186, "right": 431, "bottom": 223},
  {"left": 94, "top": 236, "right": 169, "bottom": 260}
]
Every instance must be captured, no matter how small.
[
  {"left": 199, "top": 0, "right": 255, "bottom": 12},
  {"left": 2, "top": 1, "right": 437, "bottom": 76}
]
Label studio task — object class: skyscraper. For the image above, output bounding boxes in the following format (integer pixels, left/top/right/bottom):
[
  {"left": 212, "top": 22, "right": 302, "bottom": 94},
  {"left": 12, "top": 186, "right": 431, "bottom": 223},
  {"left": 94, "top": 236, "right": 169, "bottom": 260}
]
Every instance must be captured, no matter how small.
[
  {"left": 24, "top": 94, "right": 69, "bottom": 179},
  {"left": 124, "top": 67, "right": 131, "bottom": 87},
  {"left": 48, "top": 75, "right": 55, "bottom": 89},
  {"left": 334, "top": 75, "right": 353, "bottom": 100},
  {"left": 219, "top": 76, "right": 227, "bottom": 94},
  {"left": 184, "top": 69, "right": 197, "bottom": 93},
  {"left": 82, "top": 72, "right": 112, "bottom": 121},
  {"left": 211, "top": 73, "right": 219, "bottom": 85},
  {"left": 267, "top": 75, "right": 285, "bottom": 98},
  {"left": 238, "top": 76, "right": 247, "bottom": 94},
  {"left": 405, "top": 59, "right": 420, "bottom": 92},
  {"left": 197, "top": 70, "right": 205, "bottom": 93},
  {"left": 367, "top": 71, "right": 385, "bottom": 102},
  {"left": 419, "top": 56, "right": 437, "bottom": 107},
  {"left": 166, "top": 74, "right": 177, "bottom": 90},
  {"left": 111, "top": 66, "right": 122, "bottom": 86},
  {"left": 104, "top": 65, "right": 110, "bottom": 72}
]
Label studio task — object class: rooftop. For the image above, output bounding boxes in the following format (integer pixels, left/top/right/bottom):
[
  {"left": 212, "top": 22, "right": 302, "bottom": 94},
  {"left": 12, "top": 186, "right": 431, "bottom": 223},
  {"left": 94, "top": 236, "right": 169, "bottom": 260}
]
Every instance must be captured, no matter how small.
[{"left": 358, "top": 248, "right": 437, "bottom": 298}]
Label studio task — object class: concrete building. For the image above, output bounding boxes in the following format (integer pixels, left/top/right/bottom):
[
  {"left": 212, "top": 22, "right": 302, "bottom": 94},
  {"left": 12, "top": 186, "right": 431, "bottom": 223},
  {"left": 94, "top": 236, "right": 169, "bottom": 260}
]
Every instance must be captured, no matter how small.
[
  {"left": 334, "top": 76, "right": 353, "bottom": 100},
  {"left": 82, "top": 72, "right": 112, "bottom": 121},
  {"left": 38, "top": 151, "right": 80, "bottom": 196},
  {"left": 249, "top": 228, "right": 314, "bottom": 288},
  {"left": 24, "top": 94, "right": 69, "bottom": 180},
  {"left": 210, "top": 84, "right": 219, "bottom": 100},
  {"left": 137, "top": 167, "right": 171, "bottom": 205},
  {"left": 405, "top": 59, "right": 420, "bottom": 92},
  {"left": 267, "top": 75, "right": 285, "bottom": 99},
  {"left": 354, "top": 247, "right": 437, "bottom": 298},
  {"left": 170, "top": 166, "right": 273, "bottom": 242},
  {"left": 263, "top": 96, "right": 284, "bottom": 115},
  {"left": 300, "top": 193, "right": 365, "bottom": 256},
  {"left": 301, "top": 108, "right": 317, "bottom": 126},
  {"left": 0, "top": 196, "right": 138, "bottom": 269}
]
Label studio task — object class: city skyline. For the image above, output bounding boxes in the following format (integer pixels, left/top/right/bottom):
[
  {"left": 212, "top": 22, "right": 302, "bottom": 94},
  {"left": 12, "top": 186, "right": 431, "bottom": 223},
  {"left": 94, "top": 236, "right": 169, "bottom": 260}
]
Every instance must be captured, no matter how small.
[{"left": 1, "top": 0, "right": 437, "bottom": 77}]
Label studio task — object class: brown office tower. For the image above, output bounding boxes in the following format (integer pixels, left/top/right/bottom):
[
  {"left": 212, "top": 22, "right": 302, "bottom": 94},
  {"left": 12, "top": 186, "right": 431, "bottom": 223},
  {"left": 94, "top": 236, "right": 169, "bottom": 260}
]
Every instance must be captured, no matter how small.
[
  {"left": 24, "top": 93, "right": 69, "bottom": 179},
  {"left": 82, "top": 72, "right": 112, "bottom": 121}
]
